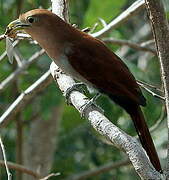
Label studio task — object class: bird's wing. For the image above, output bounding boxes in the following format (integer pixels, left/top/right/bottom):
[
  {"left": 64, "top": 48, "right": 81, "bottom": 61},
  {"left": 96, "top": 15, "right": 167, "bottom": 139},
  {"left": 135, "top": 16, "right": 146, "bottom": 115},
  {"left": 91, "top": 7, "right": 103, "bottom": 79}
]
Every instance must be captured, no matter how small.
[{"left": 66, "top": 36, "right": 146, "bottom": 106}]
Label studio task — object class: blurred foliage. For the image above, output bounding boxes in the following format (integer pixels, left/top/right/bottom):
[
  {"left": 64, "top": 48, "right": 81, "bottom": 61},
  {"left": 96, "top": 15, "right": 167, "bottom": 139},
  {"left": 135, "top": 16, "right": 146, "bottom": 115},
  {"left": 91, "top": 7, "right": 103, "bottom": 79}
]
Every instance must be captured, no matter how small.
[{"left": 0, "top": 0, "right": 167, "bottom": 180}]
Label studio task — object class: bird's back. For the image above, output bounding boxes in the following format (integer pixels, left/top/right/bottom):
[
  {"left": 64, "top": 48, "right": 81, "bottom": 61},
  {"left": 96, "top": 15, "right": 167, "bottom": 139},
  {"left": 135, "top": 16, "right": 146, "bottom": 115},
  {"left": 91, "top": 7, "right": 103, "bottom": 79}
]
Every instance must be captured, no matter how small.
[{"left": 65, "top": 31, "right": 146, "bottom": 108}]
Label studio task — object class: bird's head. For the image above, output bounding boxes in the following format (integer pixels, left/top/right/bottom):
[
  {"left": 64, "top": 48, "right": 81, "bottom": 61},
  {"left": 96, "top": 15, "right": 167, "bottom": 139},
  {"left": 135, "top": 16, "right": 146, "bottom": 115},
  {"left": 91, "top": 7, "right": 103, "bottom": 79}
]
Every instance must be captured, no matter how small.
[
  {"left": 5, "top": 9, "right": 80, "bottom": 61},
  {"left": 5, "top": 9, "right": 59, "bottom": 38}
]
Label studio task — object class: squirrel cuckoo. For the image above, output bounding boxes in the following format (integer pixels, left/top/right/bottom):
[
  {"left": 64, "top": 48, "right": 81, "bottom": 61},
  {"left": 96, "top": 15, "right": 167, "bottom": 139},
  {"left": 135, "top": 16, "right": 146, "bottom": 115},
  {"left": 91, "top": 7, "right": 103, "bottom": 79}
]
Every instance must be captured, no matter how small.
[{"left": 6, "top": 9, "right": 161, "bottom": 171}]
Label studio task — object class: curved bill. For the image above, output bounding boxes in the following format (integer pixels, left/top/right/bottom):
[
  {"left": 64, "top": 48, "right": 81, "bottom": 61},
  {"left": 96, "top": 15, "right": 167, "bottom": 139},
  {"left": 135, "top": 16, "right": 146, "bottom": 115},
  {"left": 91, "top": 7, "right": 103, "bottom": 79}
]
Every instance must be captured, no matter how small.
[
  {"left": 5, "top": 19, "right": 30, "bottom": 63},
  {"left": 5, "top": 19, "right": 30, "bottom": 37}
]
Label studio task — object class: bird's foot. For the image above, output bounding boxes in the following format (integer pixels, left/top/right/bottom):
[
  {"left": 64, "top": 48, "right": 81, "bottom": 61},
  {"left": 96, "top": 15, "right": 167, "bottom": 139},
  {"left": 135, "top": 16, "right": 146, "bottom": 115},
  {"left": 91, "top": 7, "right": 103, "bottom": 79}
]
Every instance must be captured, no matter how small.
[
  {"left": 64, "top": 82, "right": 86, "bottom": 105},
  {"left": 80, "top": 93, "right": 104, "bottom": 117}
]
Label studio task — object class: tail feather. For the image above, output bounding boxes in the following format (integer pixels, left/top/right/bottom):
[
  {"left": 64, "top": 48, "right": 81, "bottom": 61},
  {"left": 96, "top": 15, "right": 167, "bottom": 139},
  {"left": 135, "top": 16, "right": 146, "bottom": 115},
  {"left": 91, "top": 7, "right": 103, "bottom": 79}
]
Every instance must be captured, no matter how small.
[{"left": 129, "top": 106, "right": 162, "bottom": 172}]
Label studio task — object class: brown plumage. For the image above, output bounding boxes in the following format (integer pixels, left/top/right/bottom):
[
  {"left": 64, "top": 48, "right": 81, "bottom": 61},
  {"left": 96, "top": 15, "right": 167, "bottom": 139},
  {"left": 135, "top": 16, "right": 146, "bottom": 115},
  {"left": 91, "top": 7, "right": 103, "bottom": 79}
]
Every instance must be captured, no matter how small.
[{"left": 7, "top": 9, "right": 161, "bottom": 171}]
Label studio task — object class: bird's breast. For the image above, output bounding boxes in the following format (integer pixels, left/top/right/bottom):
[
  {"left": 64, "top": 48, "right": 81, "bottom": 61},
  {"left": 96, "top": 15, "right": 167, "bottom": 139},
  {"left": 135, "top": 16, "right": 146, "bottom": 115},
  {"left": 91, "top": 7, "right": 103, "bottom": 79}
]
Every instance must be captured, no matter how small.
[{"left": 56, "top": 54, "right": 91, "bottom": 85}]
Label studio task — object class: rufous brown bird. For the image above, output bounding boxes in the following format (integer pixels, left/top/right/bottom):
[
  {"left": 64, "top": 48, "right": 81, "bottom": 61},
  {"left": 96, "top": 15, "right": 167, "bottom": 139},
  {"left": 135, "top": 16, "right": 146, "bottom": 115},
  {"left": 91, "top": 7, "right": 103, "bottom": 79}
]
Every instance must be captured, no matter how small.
[{"left": 6, "top": 9, "right": 161, "bottom": 172}]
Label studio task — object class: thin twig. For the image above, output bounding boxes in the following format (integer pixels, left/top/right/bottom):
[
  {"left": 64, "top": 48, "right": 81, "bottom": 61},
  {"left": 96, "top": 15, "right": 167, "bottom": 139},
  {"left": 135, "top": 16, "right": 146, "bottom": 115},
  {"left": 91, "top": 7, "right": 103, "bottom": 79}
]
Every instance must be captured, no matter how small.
[
  {"left": 0, "top": 136, "right": 12, "bottom": 180},
  {"left": 98, "top": 17, "right": 107, "bottom": 27},
  {"left": 140, "top": 39, "right": 155, "bottom": 46},
  {"left": 137, "top": 80, "right": 164, "bottom": 100},
  {"left": 102, "top": 37, "right": 156, "bottom": 55},
  {"left": 92, "top": 0, "right": 145, "bottom": 38},
  {"left": 39, "top": 173, "right": 60, "bottom": 180},
  {"left": 66, "top": 159, "right": 130, "bottom": 180},
  {"left": 137, "top": 80, "right": 163, "bottom": 93},
  {"left": 138, "top": 82, "right": 165, "bottom": 100},
  {"left": 90, "top": 22, "right": 99, "bottom": 33},
  {"left": 0, "top": 70, "right": 53, "bottom": 127},
  {"left": 0, "top": 160, "right": 41, "bottom": 178},
  {"left": 116, "top": 23, "right": 151, "bottom": 58},
  {"left": 0, "top": 49, "right": 45, "bottom": 92}
]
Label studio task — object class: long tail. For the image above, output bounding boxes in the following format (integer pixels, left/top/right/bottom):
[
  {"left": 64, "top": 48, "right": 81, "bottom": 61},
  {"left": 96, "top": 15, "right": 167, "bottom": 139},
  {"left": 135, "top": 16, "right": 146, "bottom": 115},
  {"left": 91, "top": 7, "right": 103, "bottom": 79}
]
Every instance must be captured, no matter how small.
[{"left": 129, "top": 106, "right": 162, "bottom": 172}]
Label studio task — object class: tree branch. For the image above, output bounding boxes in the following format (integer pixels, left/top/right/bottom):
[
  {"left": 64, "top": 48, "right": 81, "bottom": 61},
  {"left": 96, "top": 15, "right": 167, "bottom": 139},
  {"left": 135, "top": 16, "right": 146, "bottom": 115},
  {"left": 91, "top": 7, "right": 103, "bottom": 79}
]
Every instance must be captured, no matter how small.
[
  {"left": 66, "top": 159, "right": 130, "bottom": 180},
  {"left": 0, "top": 160, "right": 41, "bottom": 178},
  {"left": 145, "top": 0, "right": 169, "bottom": 176},
  {"left": 102, "top": 37, "right": 156, "bottom": 55},
  {"left": 50, "top": 62, "right": 161, "bottom": 179},
  {"left": 138, "top": 82, "right": 165, "bottom": 100},
  {"left": 0, "top": 49, "right": 45, "bottom": 92},
  {"left": 137, "top": 80, "right": 162, "bottom": 93},
  {"left": 0, "top": 159, "right": 60, "bottom": 179},
  {"left": 91, "top": 0, "right": 145, "bottom": 38},
  {"left": 0, "top": 137, "right": 12, "bottom": 180},
  {"left": 51, "top": 0, "right": 69, "bottom": 21},
  {"left": 0, "top": 70, "right": 53, "bottom": 127}
]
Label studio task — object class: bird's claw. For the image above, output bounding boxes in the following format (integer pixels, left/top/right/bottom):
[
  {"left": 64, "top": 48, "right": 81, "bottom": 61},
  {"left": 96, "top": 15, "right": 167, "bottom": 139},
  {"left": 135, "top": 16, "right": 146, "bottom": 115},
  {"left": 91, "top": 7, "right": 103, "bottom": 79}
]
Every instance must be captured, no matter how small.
[
  {"left": 80, "top": 93, "right": 104, "bottom": 117},
  {"left": 64, "top": 82, "right": 86, "bottom": 105}
]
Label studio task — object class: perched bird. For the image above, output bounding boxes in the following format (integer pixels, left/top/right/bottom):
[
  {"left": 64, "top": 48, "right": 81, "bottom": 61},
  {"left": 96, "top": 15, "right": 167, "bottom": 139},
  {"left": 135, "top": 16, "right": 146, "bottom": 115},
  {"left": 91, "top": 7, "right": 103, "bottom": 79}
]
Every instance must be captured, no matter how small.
[{"left": 6, "top": 9, "right": 161, "bottom": 171}]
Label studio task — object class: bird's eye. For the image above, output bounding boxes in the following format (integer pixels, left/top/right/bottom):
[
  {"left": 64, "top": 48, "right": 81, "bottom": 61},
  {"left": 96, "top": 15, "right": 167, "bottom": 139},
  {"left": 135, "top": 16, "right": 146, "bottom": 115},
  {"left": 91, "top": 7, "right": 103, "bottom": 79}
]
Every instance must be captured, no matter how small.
[{"left": 27, "top": 17, "right": 35, "bottom": 23}]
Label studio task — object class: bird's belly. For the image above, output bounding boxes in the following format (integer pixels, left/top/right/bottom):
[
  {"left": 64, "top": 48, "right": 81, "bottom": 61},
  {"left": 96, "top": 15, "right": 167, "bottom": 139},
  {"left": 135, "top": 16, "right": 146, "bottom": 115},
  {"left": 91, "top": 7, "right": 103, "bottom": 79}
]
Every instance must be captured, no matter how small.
[{"left": 54, "top": 54, "right": 92, "bottom": 86}]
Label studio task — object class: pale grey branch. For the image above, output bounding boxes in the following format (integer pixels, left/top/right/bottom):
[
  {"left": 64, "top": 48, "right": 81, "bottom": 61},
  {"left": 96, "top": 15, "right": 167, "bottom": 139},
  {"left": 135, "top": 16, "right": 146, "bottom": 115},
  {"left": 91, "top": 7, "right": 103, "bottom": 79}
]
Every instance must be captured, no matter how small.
[
  {"left": 0, "top": 49, "right": 45, "bottom": 92},
  {"left": 92, "top": 0, "right": 145, "bottom": 38},
  {"left": 0, "top": 137, "right": 12, "bottom": 180},
  {"left": 102, "top": 37, "right": 156, "bottom": 55},
  {"left": 0, "top": 70, "right": 52, "bottom": 127},
  {"left": 50, "top": 62, "right": 161, "bottom": 179}
]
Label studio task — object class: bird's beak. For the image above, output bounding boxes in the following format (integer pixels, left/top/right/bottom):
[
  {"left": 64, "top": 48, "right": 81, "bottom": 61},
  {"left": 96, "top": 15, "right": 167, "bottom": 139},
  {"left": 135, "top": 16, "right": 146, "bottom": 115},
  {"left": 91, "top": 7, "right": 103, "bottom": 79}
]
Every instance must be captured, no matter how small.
[{"left": 5, "top": 19, "right": 30, "bottom": 37}]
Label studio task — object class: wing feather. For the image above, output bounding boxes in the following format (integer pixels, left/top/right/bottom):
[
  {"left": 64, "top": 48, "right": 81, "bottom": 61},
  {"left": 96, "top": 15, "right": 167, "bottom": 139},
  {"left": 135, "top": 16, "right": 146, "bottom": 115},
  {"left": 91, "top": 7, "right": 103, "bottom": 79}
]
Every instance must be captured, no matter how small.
[{"left": 66, "top": 36, "right": 146, "bottom": 106}]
